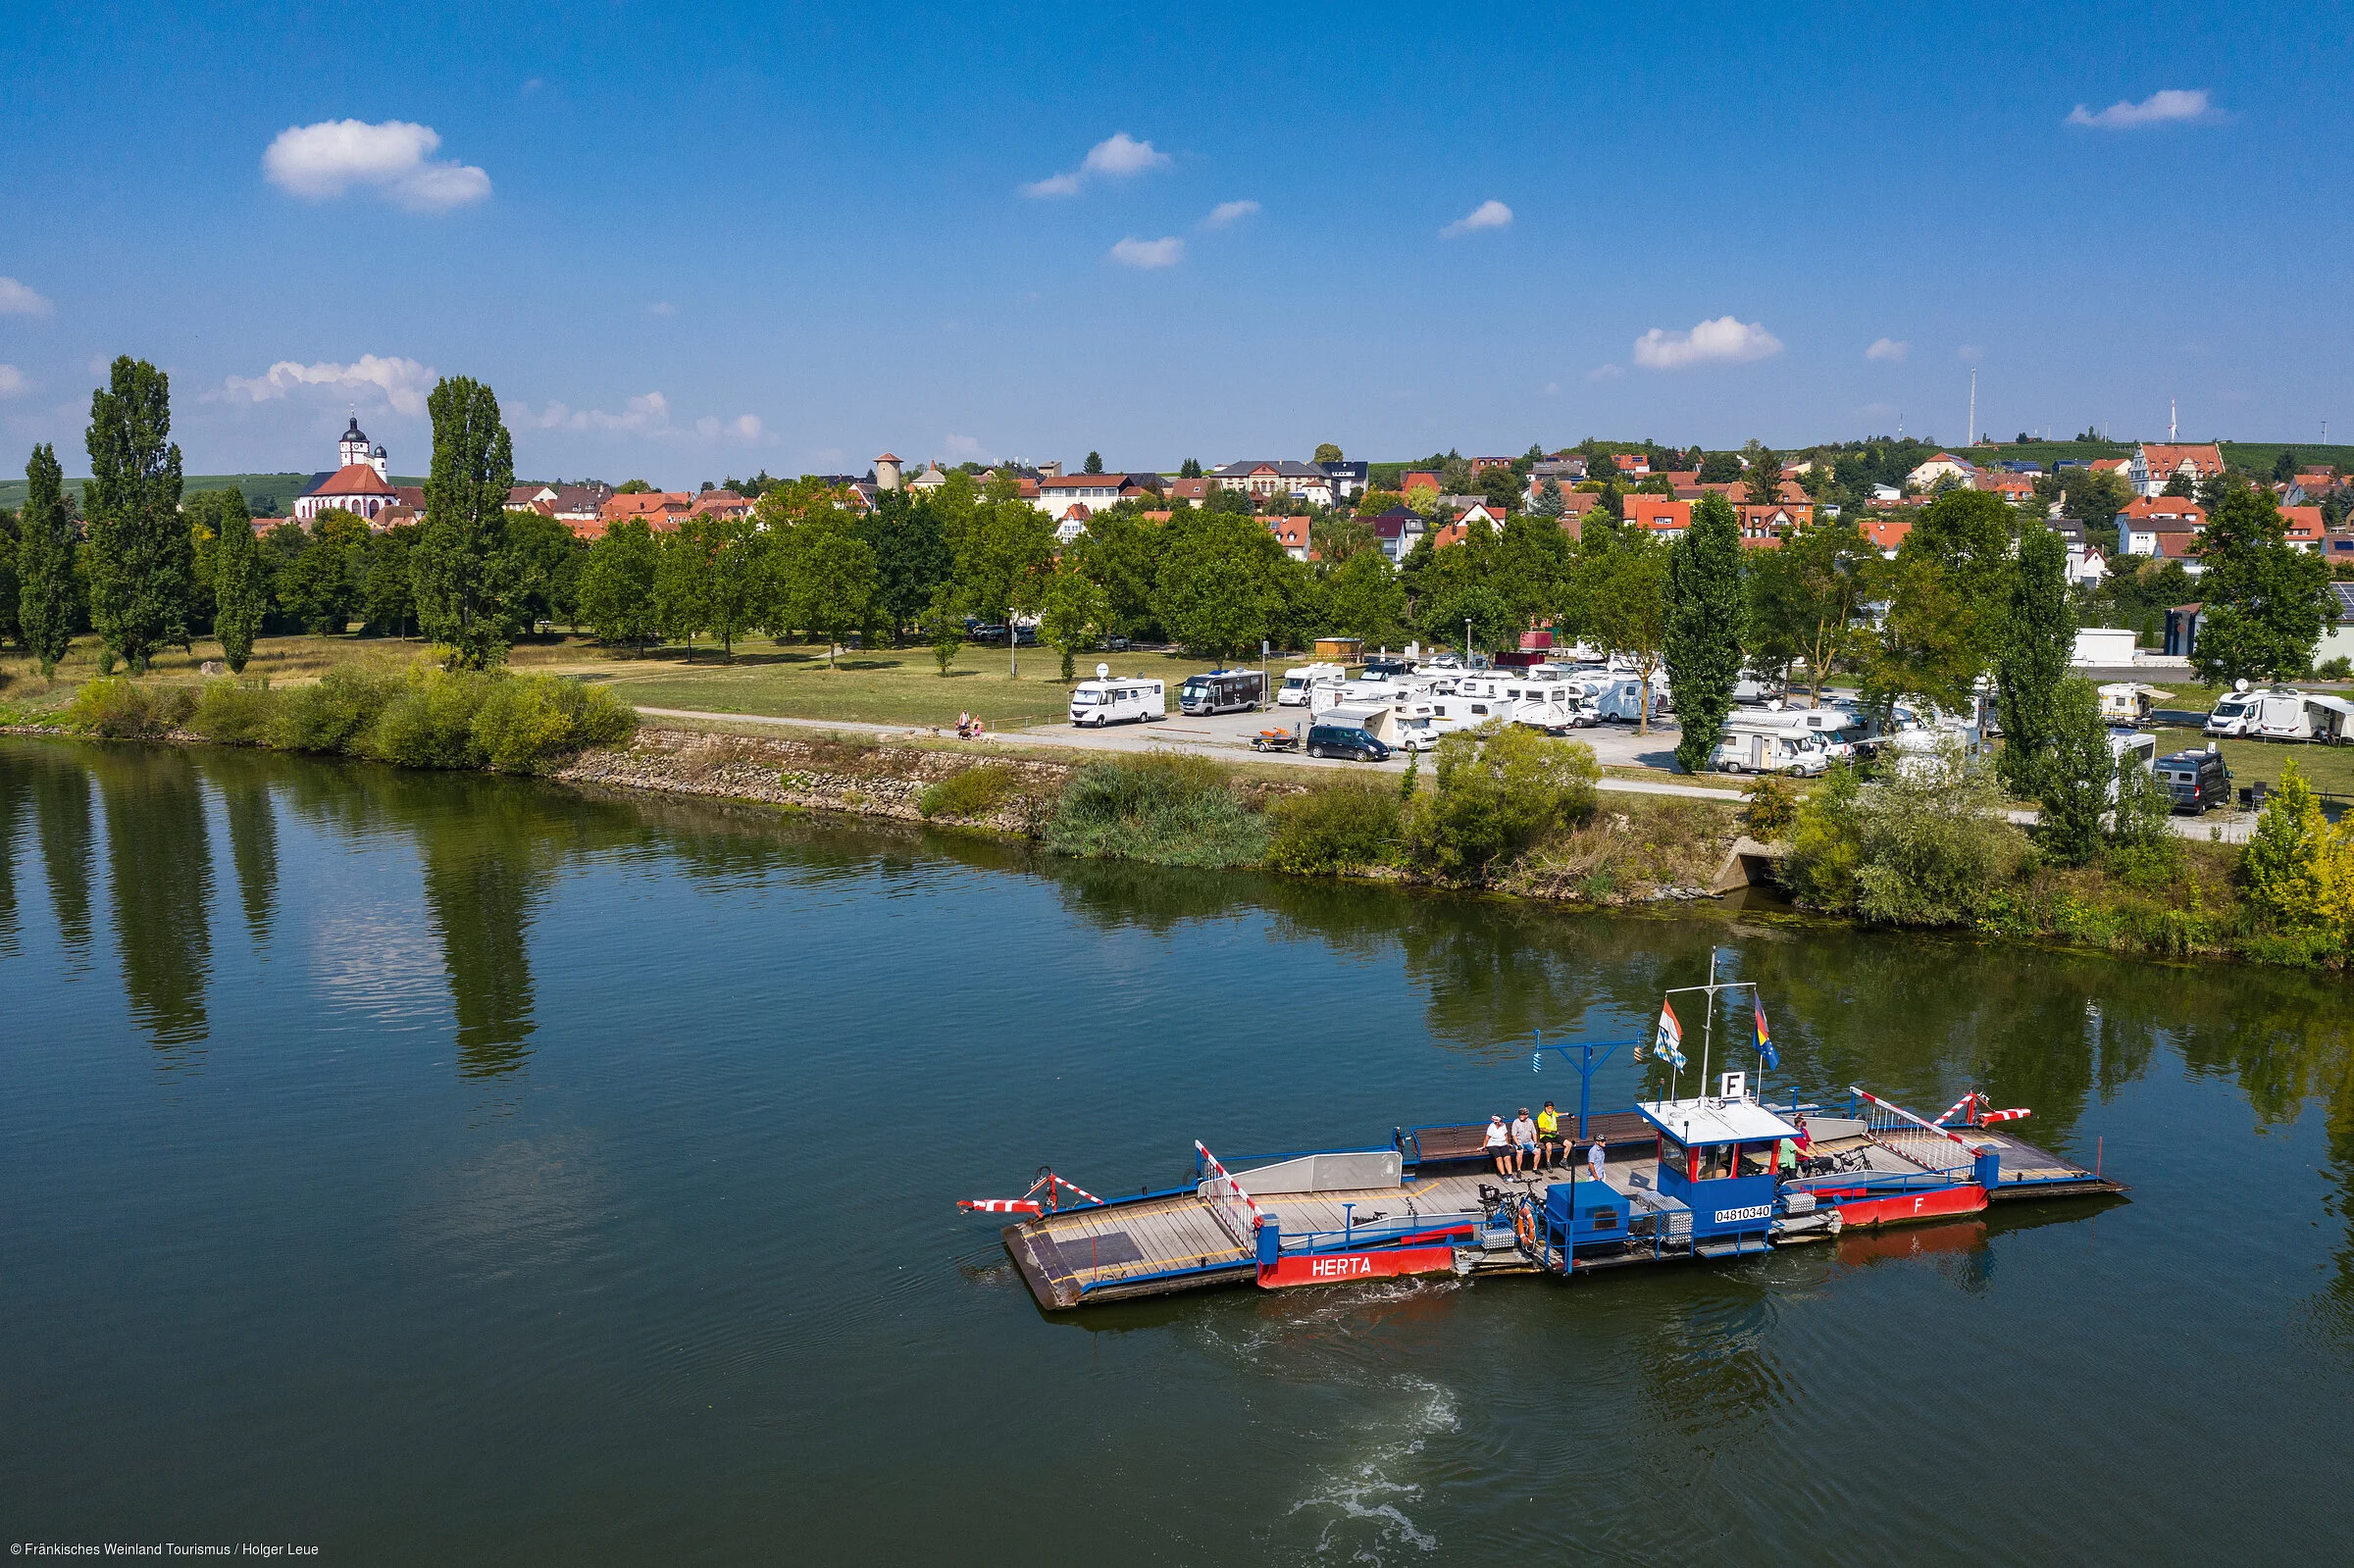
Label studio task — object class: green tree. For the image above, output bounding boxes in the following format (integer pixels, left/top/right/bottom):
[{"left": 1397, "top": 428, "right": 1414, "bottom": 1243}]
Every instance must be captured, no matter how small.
[
  {"left": 83, "top": 356, "right": 188, "bottom": 672},
  {"left": 923, "top": 586, "right": 966, "bottom": 675},
  {"left": 578, "top": 519, "right": 663, "bottom": 646},
  {"left": 1039, "top": 559, "right": 1110, "bottom": 681},
  {"left": 414, "top": 376, "right": 521, "bottom": 668},
  {"left": 0, "top": 508, "right": 17, "bottom": 650},
  {"left": 1068, "top": 508, "right": 1160, "bottom": 636},
  {"left": 777, "top": 513, "right": 879, "bottom": 667},
  {"left": 1154, "top": 510, "right": 1289, "bottom": 659},
  {"left": 2243, "top": 759, "right": 2329, "bottom": 931},
  {"left": 356, "top": 523, "right": 419, "bottom": 638},
  {"left": 1741, "top": 440, "right": 1781, "bottom": 505},
  {"left": 651, "top": 526, "right": 711, "bottom": 657},
  {"left": 1531, "top": 478, "right": 1565, "bottom": 519},
  {"left": 1324, "top": 549, "right": 1406, "bottom": 643},
  {"left": 856, "top": 490, "right": 952, "bottom": 640},
  {"left": 2274, "top": 449, "right": 2299, "bottom": 485},
  {"left": 2192, "top": 486, "right": 2330, "bottom": 683},
  {"left": 1403, "top": 726, "right": 1599, "bottom": 882},
  {"left": 1178, "top": 458, "right": 1203, "bottom": 479},
  {"left": 1579, "top": 529, "right": 1669, "bottom": 733},
  {"left": 210, "top": 490, "right": 265, "bottom": 671},
  {"left": 1697, "top": 450, "right": 1744, "bottom": 484},
  {"left": 1312, "top": 442, "right": 1343, "bottom": 465},
  {"left": 505, "top": 510, "right": 587, "bottom": 635},
  {"left": 2162, "top": 468, "right": 2198, "bottom": 499},
  {"left": 1746, "top": 519, "right": 1868, "bottom": 705},
  {"left": 1993, "top": 524, "right": 2076, "bottom": 797},
  {"left": 1082, "top": 451, "right": 1103, "bottom": 475},
  {"left": 1663, "top": 493, "right": 1748, "bottom": 772},
  {"left": 1865, "top": 489, "right": 2016, "bottom": 715},
  {"left": 278, "top": 510, "right": 367, "bottom": 633},
  {"left": 19, "top": 444, "right": 79, "bottom": 675},
  {"left": 2061, "top": 466, "right": 2132, "bottom": 534},
  {"left": 2032, "top": 680, "right": 2115, "bottom": 865},
  {"left": 956, "top": 490, "right": 1056, "bottom": 633}
]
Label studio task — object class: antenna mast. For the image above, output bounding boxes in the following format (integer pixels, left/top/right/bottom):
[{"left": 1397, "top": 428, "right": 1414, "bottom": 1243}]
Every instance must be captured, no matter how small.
[
  {"left": 2171, "top": 398, "right": 2177, "bottom": 443},
  {"left": 1968, "top": 369, "right": 1976, "bottom": 447}
]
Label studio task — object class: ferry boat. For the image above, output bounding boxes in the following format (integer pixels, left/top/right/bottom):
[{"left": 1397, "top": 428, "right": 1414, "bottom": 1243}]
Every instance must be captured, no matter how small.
[{"left": 961, "top": 975, "right": 2125, "bottom": 1311}]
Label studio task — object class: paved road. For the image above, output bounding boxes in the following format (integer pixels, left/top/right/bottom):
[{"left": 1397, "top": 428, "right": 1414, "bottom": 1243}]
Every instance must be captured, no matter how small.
[
  {"left": 631, "top": 705, "right": 1750, "bottom": 802},
  {"left": 631, "top": 704, "right": 2257, "bottom": 835}
]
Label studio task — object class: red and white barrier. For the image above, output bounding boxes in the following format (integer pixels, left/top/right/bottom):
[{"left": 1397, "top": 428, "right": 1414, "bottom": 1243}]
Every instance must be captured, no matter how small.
[
  {"left": 1931, "top": 1091, "right": 2033, "bottom": 1129},
  {"left": 1196, "top": 1140, "right": 1268, "bottom": 1251},
  {"left": 1977, "top": 1107, "right": 2031, "bottom": 1125},
  {"left": 959, "top": 1199, "right": 1044, "bottom": 1214}
]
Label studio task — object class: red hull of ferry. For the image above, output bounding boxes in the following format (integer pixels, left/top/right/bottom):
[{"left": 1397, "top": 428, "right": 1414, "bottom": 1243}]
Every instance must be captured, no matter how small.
[
  {"left": 1257, "top": 1243, "right": 1458, "bottom": 1290},
  {"left": 1825, "top": 1186, "right": 1989, "bottom": 1228}
]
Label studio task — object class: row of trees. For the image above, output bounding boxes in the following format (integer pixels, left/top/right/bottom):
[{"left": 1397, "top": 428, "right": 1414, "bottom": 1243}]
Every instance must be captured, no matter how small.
[{"left": 5, "top": 361, "right": 532, "bottom": 675}]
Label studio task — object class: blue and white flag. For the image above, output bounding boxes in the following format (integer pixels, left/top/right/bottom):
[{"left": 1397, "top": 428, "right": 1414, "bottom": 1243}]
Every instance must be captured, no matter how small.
[{"left": 1655, "top": 1000, "right": 1687, "bottom": 1069}]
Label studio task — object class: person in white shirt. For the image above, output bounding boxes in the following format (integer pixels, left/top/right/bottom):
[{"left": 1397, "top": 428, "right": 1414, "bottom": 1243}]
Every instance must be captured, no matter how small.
[
  {"left": 1483, "top": 1115, "right": 1512, "bottom": 1178},
  {"left": 1510, "top": 1109, "right": 1539, "bottom": 1173},
  {"left": 1587, "top": 1138, "right": 1608, "bottom": 1184}
]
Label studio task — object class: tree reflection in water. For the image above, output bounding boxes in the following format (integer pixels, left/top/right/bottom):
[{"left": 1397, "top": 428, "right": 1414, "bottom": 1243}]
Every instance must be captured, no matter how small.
[
  {"left": 87, "top": 743, "right": 213, "bottom": 1049},
  {"left": 0, "top": 757, "right": 26, "bottom": 957},
  {"left": 198, "top": 750, "right": 281, "bottom": 951},
  {"left": 29, "top": 745, "right": 96, "bottom": 962}
]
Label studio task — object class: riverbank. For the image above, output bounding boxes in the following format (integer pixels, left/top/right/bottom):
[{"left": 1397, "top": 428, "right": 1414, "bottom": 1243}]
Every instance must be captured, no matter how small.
[{"left": 3, "top": 697, "right": 2332, "bottom": 970}]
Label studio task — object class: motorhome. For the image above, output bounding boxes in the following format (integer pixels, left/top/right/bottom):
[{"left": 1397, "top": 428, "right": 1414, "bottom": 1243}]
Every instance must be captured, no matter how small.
[
  {"left": 1884, "top": 722, "right": 1985, "bottom": 778},
  {"left": 1713, "top": 725, "right": 1832, "bottom": 776},
  {"left": 1178, "top": 669, "right": 1264, "bottom": 715},
  {"left": 1276, "top": 663, "right": 1347, "bottom": 707},
  {"left": 2097, "top": 683, "right": 2168, "bottom": 724},
  {"left": 1067, "top": 677, "right": 1165, "bottom": 727},
  {"left": 1588, "top": 677, "right": 1668, "bottom": 725},
  {"left": 1452, "top": 675, "right": 1591, "bottom": 733},
  {"left": 2204, "top": 685, "right": 2354, "bottom": 742},
  {"left": 1310, "top": 679, "right": 1413, "bottom": 716},
  {"left": 1733, "top": 703, "right": 1880, "bottom": 760},
  {"left": 2107, "top": 730, "right": 2158, "bottom": 800}
]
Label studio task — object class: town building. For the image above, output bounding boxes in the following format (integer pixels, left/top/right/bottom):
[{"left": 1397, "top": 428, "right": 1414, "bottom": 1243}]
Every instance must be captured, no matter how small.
[
  {"left": 1319, "top": 460, "right": 1369, "bottom": 502},
  {"left": 1623, "top": 496, "right": 1691, "bottom": 537},
  {"left": 2115, "top": 496, "right": 2206, "bottom": 557},
  {"left": 2129, "top": 442, "right": 2225, "bottom": 498},
  {"left": 1268, "top": 516, "right": 1312, "bottom": 561},
  {"left": 1905, "top": 452, "right": 1976, "bottom": 490},
  {"left": 1034, "top": 472, "right": 1163, "bottom": 519},
  {"left": 1210, "top": 460, "right": 1334, "bottom": 507}
]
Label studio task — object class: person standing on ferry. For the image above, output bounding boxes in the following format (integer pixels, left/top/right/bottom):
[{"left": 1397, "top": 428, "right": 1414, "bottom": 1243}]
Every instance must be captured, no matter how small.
[{"left": 1586, "top": 1137, "right": 1608, "bottom": 1184}]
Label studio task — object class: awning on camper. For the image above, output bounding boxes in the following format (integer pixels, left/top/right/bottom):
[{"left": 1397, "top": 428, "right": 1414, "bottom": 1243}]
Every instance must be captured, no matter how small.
[{"left": 2303, "top": 694, "right": 2354, "bottom": 721}]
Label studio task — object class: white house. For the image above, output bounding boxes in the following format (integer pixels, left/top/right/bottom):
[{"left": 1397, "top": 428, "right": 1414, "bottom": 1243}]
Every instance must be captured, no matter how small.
[
  {"left": 1905, "top": 452, "right": 1976, "bottom": 490},
  {"left": 2128, "top": 443, "right": 2225, "bottom": 499},
  {"left": 2115, "top": 497, "right": 2207, "bottom": 557}
]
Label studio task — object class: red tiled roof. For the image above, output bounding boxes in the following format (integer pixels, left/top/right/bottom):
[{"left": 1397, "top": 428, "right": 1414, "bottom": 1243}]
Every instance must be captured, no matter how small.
[
  {"left": 1860, "top": 518, "right": 1913, "bottom": 551},
  {"left": 2139, "top": 443, "right": 2224, "bottom": 477},
  {"left": 2119, "top": 497, "right": 2206, "bottom": 528},
  {"left": 312, "top": 463, "right": 396, "bottom": 498},
  {"left": 2281, "top": 505, "right": 2323, "bottom": 539},
  {"left": 1402, "top": 471, "right": 1441, "bottom": 493},
  {"left": 1624, "top": 498, "right": 1691, "bottom": 532}
]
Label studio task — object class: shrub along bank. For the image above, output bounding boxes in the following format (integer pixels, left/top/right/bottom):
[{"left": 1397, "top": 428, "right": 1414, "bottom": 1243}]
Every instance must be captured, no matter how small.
[{"left": 55, "top": 666, "right": 637, "bottom": 774}]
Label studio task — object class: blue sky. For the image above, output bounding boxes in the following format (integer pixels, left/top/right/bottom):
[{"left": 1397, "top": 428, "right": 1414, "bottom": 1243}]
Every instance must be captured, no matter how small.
[{"left": 2, "top": 1, "right": 2347, "bottom": 485}]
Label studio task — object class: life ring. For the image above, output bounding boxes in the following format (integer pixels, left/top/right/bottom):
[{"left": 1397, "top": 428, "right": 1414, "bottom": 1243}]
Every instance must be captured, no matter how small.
[{"left": 1511, "top": 1197, "right": 1537, "bottom": 1250}]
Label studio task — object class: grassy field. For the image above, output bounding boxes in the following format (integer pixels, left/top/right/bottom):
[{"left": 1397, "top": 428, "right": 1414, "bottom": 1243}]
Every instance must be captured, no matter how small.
[
  {"left": 591, "top": 641, "right": 1215, "bottom": 729},
  {"left": 2147, "top": 727, "right": 2354, "bottom": 806},
  {"left": 0, "top": 473, "right": 428, "bottom": 514}
]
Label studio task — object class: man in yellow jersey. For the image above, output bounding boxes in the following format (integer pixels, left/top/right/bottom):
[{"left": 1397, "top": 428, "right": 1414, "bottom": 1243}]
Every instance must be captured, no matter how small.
[{"left": 1536, "top": 1101, "right": 1562, "bottom": 1168}]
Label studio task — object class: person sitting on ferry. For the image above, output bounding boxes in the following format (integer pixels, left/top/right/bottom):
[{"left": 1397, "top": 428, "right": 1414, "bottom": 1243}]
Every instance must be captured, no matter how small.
[
  {"left": 1777, "top": 1134, "right": 1800, "bottom": 1182},
  {"left": 1586, "top": 1137, "right": 1608, "bottom": 1185},
  {"left": 1484, "top": 1115, "right": 1512, "bottom": 1178},
  {"left": 1794, "top": 1115, "right": 1813, "bottom": 1157},
  {"left": 1536, "top": 1101, "right": 1561, "bottom": 1167},
  {"left": 1510, "top": 1108, "right": 1539, "bottom": 1173}
]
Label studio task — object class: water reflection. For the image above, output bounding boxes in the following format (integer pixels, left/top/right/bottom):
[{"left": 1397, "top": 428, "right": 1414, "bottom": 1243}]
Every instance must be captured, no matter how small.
[
  {"left": 0, "top": 759, "right": 25, "bottom": 956},
  {"left": 88, "top": 744, "right": 213, "bottom": 1049},
  {"left": 200, "top": 752, "right": 281, "bottom": 950},
  {"left": 29, "top": 748, "right": 96, "bottom": 960}
]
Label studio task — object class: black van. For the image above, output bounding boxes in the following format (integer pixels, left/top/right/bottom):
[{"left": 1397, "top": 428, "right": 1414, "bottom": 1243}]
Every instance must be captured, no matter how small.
[
  {"left": 2157, "top": 748, "right": 2230, "bottom": 813},
  {"left": 1306, "top": 723, "right": 1390, "bottom": 762}
]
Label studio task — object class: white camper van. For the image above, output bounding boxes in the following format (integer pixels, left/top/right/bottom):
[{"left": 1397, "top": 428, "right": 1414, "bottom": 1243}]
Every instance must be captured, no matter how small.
[
  {"left": 1589, "top": 677, "right": 1667, "bottom": 725},
  {"left": 2203, "top": 685, "right": 2354, "bottom": 742},
  {"left": 1067, "top": 676, "right": 1165, "bottom": 727},
  {"left": 1714, "top": 725, "right": 1832, "bottom": 776},
  {"left": 1452, "top": 676, "right": 1591, "bottom": 733},
  {"left": 1277, "top": 663, "right": 1347, "bottom": 707}
]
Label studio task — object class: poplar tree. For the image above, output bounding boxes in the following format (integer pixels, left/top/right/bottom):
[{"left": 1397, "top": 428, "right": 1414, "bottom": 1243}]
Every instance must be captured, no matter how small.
[
  {"left": 18, "top": 443, "right": 79, "bottom": 677},
  {"left": 1993, "top": 523, "right": 2076, "bottom": 798},
  {"left": 211, "top": 488, "right": 266, "bottom": 672},
  {"left": 414, "top": 376, "right": 520, "bottom": 668},
  {"left": 1663, "top": 492, "right": 1748, "bottom": 773},
  {"left": 83, "top": 356, "right": 188, "bottom": 672}
]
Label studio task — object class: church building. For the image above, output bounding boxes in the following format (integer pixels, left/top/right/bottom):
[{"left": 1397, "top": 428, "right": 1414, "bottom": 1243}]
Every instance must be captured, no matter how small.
[{"left": 293, "top": 415, "right": 401, "bottom": 524}]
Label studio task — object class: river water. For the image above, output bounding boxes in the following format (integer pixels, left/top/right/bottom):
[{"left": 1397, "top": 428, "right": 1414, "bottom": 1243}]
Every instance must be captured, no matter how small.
[{"left": 3, "top": 736, "right": 2349, "bottom": 1563}]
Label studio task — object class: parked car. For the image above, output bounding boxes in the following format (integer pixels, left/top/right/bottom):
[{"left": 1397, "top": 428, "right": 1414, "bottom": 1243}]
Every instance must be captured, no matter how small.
[
  {"left": 968, "top": 623, "right": 1010, "bottom": 643},
  {"left": 1305, "top": 722, "right": 1391, "bottom": 762},
  {"left": 1100, "top": 633, "right": 1132, "bottom": 651}
]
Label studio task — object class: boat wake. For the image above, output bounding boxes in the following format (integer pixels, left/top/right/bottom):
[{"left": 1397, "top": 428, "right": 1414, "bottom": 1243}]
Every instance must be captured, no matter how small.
[{"left": 1283, "top": 1378, "right": 1456, "bottom": 1561}]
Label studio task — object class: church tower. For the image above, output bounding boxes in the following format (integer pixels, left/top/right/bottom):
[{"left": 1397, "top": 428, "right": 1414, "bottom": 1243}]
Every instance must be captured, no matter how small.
[{"left": 338, "top": 413, "right": 371, "bottom": 471}]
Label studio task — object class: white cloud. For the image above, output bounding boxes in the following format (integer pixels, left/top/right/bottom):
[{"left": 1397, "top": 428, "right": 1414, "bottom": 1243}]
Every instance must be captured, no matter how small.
[
  {"left": 509, "top": 391, "right": 671, "bottom": 433},
  {"left": 219, "top": 354, "right": 438, "bottom": 416},
  {"left": 0, "top": 277, "right": 54, "bottom": 317},
  {"left": 943, "top": 434, "right": 990, "bottom": 461},
  {"left": 1958, "top": 344, "right": 1983, "bottom": 364},
  {"left": 648, "top": 301, "right": 677, "bottom": 317},
  {"left": 1201, "top": 200, "right": 1260, "bottom": 229},
  {"left": 1439, "top": 199, "right": 1512, "bottom": 238},
  {"left": 262, "top": 120, "right": 491, "bottom": 212},
  {"left": 1587, "top": 364, "right": 1625, "bottom": 381},
  {"left": 693, "top": 414, "right": 764, "bottom": 441},
  {"left": 1021, "top": 132, "right": 1171, "bottom": 197},
  {"left": 2066, "top": 88, "right": 2220, "bottom": 130},
  {"left": 0, "top": 365, "right": 26, "bottom": 397},
  {"left": 1866, "top": 337, "right": 1910, "bottom": 362},
  {"left": 1631, "top": 316, "right": 1784, "bottom": 371},
  {"left": 1108, "top": 235, "right": 1184, "bottom": 270},
  {"left": 1542, "top": 381, "right": 1561, "bottom": 395}
]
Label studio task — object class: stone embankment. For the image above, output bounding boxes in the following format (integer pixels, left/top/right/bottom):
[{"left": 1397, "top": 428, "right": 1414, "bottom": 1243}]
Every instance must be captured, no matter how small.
[{"left": 550, "top": 727, "right": 1078, "bottom": 834}]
